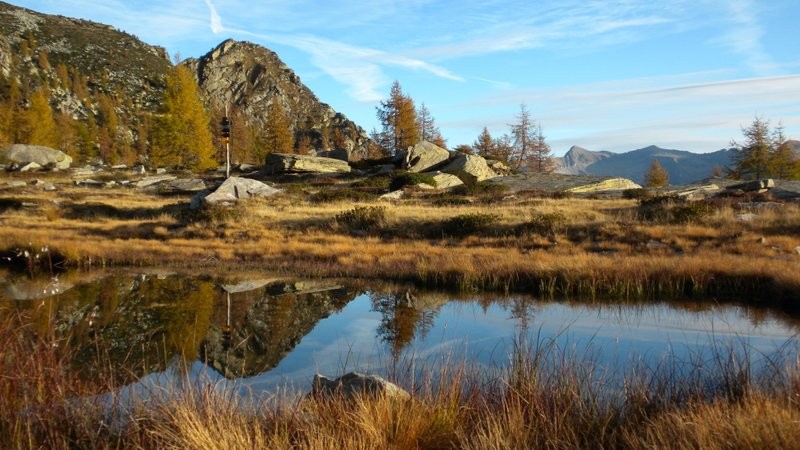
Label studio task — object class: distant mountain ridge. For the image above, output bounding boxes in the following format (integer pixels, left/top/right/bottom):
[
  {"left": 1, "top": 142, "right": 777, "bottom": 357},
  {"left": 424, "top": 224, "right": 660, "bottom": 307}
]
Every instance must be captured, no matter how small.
[{"left": 554, "top": 145, "right": 734, "bottom": 185}]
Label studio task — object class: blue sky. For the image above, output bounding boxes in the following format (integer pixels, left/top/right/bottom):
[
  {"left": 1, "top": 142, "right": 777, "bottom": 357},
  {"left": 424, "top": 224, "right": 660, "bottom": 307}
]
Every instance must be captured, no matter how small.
[{"left": 14, "top": 0, "right": 800, "bottom": 154}]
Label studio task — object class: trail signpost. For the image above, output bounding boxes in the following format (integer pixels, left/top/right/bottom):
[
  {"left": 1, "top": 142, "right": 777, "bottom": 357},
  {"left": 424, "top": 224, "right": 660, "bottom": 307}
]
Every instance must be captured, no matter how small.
[{"left": 220, "top": 111, "right": 231, "bottom": 178}]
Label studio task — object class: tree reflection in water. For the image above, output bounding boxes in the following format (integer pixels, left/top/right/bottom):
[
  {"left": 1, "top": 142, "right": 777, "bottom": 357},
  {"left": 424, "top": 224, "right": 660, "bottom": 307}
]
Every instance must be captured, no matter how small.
[{"left": 371, "top": 291, "right": 438, "bottom": 360}]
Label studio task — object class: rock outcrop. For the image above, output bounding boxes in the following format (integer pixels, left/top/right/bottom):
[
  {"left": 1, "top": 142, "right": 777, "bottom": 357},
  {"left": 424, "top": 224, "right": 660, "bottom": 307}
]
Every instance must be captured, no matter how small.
[
  {"left": 184, "top": 39, "right": 370, "bottom": 160},
  {"left": 401, "top": 141, "right": 450, "bottom": 173},
  {"left": 425, "top": 171, "right": 464, "bottom": 189},
  {"left": 490, "top": 173, "right": 640, "bottom": 193},
  {"left": 197, "top": 176, "right": 283, "bottom": 207},
  {"left": 265, "top": 153, "right": 351, "bottom": 174},
  {"left": 0, "top": 3, "right": 170, "bottom": 130},
  {"left": 3, "top": 144, "right": 72, "bottom": 169},
  {"left": 441, "top": 153, "right": 498, "bottom": 183}
]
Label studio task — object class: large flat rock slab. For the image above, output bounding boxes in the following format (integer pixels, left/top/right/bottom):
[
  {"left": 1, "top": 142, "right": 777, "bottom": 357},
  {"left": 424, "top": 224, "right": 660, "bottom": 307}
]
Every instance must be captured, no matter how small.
[
  {"left": 488, "top": 173, "right": 640, "bottom": 193},
  {"left": 265, "top": 153, "right": 351, "bottom": 174}
]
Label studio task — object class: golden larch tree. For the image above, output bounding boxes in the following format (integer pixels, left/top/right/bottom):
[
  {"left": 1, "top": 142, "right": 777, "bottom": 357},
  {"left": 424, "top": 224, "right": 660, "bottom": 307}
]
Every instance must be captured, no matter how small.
[{"left": 150, "top": 65, "right": 216, "bottom": 171}]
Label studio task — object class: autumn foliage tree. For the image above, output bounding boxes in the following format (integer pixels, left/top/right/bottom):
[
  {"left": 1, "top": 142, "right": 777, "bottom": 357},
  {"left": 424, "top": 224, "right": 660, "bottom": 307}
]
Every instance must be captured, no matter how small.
[
  {"left": 416, "top": 102, "right": 446, "bottom": 148},
  {"left": 263, "top": 100, "right": 294, "bottom": 155},
  {"left": 150, "top": 65, "right": 216, "bottom": 171},
  {"left": 376, "top": 81, "right": 418, "bottom": 155},
  {"left": 730, "top": 117, "right": 799, "bottom": 180},
  {"left": 644, "top": 159, "right": 669, "bottom": 187}
]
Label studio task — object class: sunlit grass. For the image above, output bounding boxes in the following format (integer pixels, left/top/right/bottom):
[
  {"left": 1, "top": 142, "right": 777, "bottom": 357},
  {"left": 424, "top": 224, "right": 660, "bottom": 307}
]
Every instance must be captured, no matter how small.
[{"left": 1, "top": 177, "right": 799, "bottom": 300}]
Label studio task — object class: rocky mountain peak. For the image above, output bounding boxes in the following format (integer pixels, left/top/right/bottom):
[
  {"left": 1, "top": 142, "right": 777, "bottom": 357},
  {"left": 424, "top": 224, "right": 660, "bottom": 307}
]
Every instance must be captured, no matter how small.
[{"left": 184, "top": 39, "right": 369, "bottom": 159}]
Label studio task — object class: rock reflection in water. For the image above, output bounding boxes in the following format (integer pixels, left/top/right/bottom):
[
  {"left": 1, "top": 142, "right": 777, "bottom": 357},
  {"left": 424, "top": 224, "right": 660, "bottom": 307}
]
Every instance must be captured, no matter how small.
[{"left": 202, "top": 280, "right": 355, "bottom": 378}]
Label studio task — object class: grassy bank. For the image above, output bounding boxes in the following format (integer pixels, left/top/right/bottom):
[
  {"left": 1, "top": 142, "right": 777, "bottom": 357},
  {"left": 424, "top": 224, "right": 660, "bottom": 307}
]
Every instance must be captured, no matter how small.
[
  {"left": 2, "top": 311, "right": 798, "bottom": 449},
  {"left": 2, "top": 175, "right": 799, "bottom": 303}
]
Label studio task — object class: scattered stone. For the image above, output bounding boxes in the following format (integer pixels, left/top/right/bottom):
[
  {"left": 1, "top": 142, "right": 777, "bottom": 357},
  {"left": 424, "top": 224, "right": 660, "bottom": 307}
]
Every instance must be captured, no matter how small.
[
  {"left": 6, "top": 180, "right": 26, "bottom": 187},
  {"left": 75, "top": 179, "right": 107, "bottom": 187},
  {"left": 401, "top": 141, "right": 450, "bottom": 173},
  {"left": 43, "top": 183, "right": 56, "bottom": 191},
  {"left": 757, "top": 236, "right": 767, "bottom": 245},
  {"left": 132, "top": 165, "right": 146, "bottom": 174},
  {"left": 794, "top": 246, "right": 800, "bottom": 256},
  {"left": 111, "top": 164, "right": 127, "bottom": 170},
  {"left": 238, "top": 163, "right": 258, "bottom": 172},
  {"left": 310, "top": 372, "right": 410, "bottom": 401},
  {"left": 441, "top": 153, "right": 497, "bottom": 183},
  {"left": 135, "top": 175, "right": 177, "bottom": 188},
  {"left": 155, "top": 168, "right": 167, "bottom": 175},
  {"left": 380, "top": 189, "right": 405, "bottom": 200},
  {"left": 265, "top": 153, "right": 352, "bottom": 174},
  {"left": 199, "top": 176, "right": 283, "bottom": 207},
  {"left": 2, "top": 144, "right": 73, "bottom": 169}
]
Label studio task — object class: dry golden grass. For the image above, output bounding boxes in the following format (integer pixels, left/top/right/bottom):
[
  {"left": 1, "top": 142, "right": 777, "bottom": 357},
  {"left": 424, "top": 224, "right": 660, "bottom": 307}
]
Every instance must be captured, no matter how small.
[{"left": 1, "top": 175, "right": 799, "bottom": 301}]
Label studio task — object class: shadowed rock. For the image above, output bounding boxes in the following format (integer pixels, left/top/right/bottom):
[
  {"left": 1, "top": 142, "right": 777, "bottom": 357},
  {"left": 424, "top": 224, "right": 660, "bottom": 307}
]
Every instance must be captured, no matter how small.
[{"left": 310, "top": 372, "right": 410, "bottom": 400}]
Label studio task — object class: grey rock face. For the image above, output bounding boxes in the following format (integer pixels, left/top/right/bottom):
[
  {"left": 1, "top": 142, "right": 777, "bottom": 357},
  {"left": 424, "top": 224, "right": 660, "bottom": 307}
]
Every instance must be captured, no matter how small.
[
  {"left": 3, "top": 144, "right": 72, "bottom": 169},
  {"left": 202, "top": 176, "right": 283, "bottom": 206},
  {"left": 135, "top": 175, "right": 177, "bottom": 188},
  {"left": 265, "top": 153, "right": 351, "bottom": 174},
  {"left": 164, "top": 178, "right": 206, "bottom": 193},
  {"left": 184, "top": 39, "right": 370, "bottom": 160},
  {"left": 424, "top": 171, "right": 464, "bottom": 189},
  {"left": 441, "top": 153, "right": 497, "bottom": 183},
  {"left": 401, "top": 141, "right": 450, "bottom": 173}
]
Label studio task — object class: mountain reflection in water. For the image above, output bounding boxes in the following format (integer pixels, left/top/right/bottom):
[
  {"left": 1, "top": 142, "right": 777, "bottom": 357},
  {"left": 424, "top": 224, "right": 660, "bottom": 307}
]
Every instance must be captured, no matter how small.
[{"left": 0, "top": 271, "right": 798, "bottom": 394}]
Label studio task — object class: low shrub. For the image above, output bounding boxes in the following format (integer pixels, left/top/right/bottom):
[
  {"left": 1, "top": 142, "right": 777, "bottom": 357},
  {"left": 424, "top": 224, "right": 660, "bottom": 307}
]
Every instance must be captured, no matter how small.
[
  {"left": 431, "top": 195, "right": 473, "bottom": 207},
  {"left": 390, "top": 172, "right": 437, "bottom": 191},
  {"left": 193, "top": 202, "right": 244, "bottom": 225},
  {"left": 335, "top": 206, "right": 388, "bottom": 233},
  {"left": 638, "top": 195, "right": 711, "bottom": 224},
  {"left": 352, "top": 175, "right": 392, "bottom": 190},
  {"left": 439, "top": 213, "right": 501, "bottom": 237},
  {"left": 519, "top": 211, "right": 567, "bottom": 237},
  {"left": 623, "top": 188, "right": 656, "bottom": 200},
  {"left": 311, "top": 188, "right": 379, "bottom": 203}
]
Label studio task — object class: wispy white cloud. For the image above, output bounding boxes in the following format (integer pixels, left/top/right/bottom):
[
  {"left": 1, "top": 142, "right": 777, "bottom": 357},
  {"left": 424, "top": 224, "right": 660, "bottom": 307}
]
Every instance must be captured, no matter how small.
[
  {"left": 715, "top": 0, "right": 776, "bottom": 75},
  {"left": 203, "top": 0, "right": 223, "bottom": 34}
]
